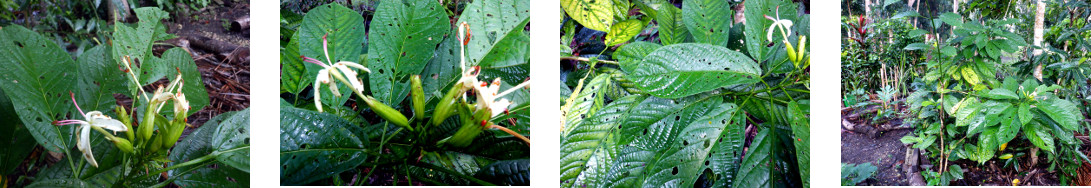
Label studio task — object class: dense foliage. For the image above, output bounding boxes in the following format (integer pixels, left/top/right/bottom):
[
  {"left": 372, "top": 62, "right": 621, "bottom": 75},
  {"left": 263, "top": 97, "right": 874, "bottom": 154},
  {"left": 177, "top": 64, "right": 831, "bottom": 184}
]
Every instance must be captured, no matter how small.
[
  {"left": 842, "top": 0, "right": 1091, "bottom": 185},
  {"left": 279, "top": 1, "right": 531, "bottom": 186},
  {"left": 559, "top": 0, "right": 810, "bottom": 187},
  {"left": 0, "top": 7, "right": 249, "bottom": 187}
]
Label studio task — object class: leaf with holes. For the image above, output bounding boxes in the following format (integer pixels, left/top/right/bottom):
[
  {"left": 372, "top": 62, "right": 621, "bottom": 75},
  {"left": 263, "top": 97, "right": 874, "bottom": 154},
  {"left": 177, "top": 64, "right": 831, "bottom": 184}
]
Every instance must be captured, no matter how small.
[
  {"left": 169, "top": 111, "right": 250, "bottom": 187},
  {"left": 280, "top": 107, "right": 369, "bottom": 185},
  {"left": 367, "top": 0, "right": 448, "bottom": 106},
  {"left": 560, "top": 95, "right": 645, "bottom": 187},
  {"left": 627, "top": 43, "right": 760, "bottom": 99},
  {"left": 562, "top": 74, "right": 611, "bottom": 137},
  {"left": 0, "top": 25, "right": 77, "bottom": 152},
  {"left": 297, "top": 3, "right": 362, "bottom": 108},
  {"left": 561, "top": 0, "right": 615, "bottom": 31},
  {"left": 656, "top": 4, "right": 688, "bottom": 46},
  {"left": 210, "top": 108, "right": 250, "bottom": 172},
  {"left": 1036, "top": 98, "right": 1081, "bottom": 131},
  {"left": 683, "top": 0, "right": 732, "bottom": 46},
  {"left": 614, "top": 41, "right": 662, "bottom": 73},
  {"left": 732, "top": 129, "right": 772, "bottom": 187}
]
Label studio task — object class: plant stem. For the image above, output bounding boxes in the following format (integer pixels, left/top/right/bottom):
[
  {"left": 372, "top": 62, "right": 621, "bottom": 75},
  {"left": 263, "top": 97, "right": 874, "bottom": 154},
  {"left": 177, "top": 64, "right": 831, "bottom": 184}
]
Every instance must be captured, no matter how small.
[
  {"left": 135, "top": 146, "right": 250, "bottom": 180},
  {"left": 560, "top": 56, "right": 619, "bottom": 65},
  {"left": 490, "top": 124, "right": 530, "bottom": 145}
]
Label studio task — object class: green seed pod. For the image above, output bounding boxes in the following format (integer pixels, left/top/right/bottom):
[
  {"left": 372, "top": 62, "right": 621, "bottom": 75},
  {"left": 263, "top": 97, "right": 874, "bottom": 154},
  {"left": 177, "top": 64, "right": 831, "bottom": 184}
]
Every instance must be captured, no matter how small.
[
  {"left": 137, "top": 105, "right": 156, "bottom": 143},
  {"left": 115, "top": 106, "right": 134, "bottom": 141},
  {"left": 411, "top": 75, "right": 425, "bottom": 121},
  {"left": 999, "top": 153, "right": 1013, "bottom": 159},
  {"left": 162, "top": 120, "right": 186, "bottom": 149},
  {"left": 444, "top": 104, "right": 489, "bottom": 147},
  {"left": 785, "top": 40, "right": 798, "bottom": 64},
  {"left": 111, "top": 138, "right": 134, "bottom": 154},
  {"left": 147, "top": 133, "right": 162, "bottom": 153},
  {"left": 796, "top": 36, "right": 807, "bottom": 63},
  {"left": 363, "top": 95, "right": 411, "bottom": 130},
  {"left": 432, "top": 82, "right": 467, "bottom": 126}
]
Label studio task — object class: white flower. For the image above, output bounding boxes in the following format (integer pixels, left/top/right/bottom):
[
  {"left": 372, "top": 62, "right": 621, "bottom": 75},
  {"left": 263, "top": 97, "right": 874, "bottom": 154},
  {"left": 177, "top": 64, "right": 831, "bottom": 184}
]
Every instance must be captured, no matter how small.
[
  {"left": 53, "top": 92, "right": 126, "bottom": 167},
  {"left": 472, "top": 78, "right": 529, "bottom": 117},
  {"left": 764, "top": 6, "right": 793, "bottom": 43},
  {"left": 303, "top": 34, "right": 372, "bottom": 112}
]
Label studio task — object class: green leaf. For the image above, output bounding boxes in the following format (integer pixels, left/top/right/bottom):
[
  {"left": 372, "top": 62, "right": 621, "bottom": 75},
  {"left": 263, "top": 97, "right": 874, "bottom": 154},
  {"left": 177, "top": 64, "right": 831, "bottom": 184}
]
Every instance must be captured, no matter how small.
[
  {"left": 26, "top": 178, "right": 92, "bottom": 188},
  {"left": 788, "top": 101, "right": 810, "bottom": 188},
  {"left": 599, "top": 96, "right": 722, "bottom": 187},
  {"left": 973, "top": 127, "right": 998, "bottom": 164},
  {"left": 891, "top": 11, "right": 921, "bottom": 19},
  {"left": 0, "top": 25, "right": 77, "bottom": 152},
  {"left": 615, "top": 42, "right": 662, "bottom": 73},
  {"left": 655, "top": 4, "right": 688, "bottom": 46},
  {"left": 76, "top": 46, "right": 125, "bottom": 116},
  {"left": 939, "top": 12, "right": 963, "bottom": 27},
  {"left": 640, "top": 102, "right": 742, "bottom": 187},
  {"left": 561, "top": 74, "right": 611, "bottom": 137},
  {"left": 1023, "top": 122, "right": 1055, "bottom": 153},
  {"left": 561, "top": 0, "right": 615, "bottom": 31},
  {"left": 298, "top": 3, "right": 364, "bottom": 108},
  {"left": 0, "top": 89, "right": 34, "bottom": 174},
  {"left": 940, "top": 46, "right": 957, "bottom": 57},
  {"left": 280, "top": 107, "right": 369, "bottom": 185},
  {"left": 996, "top": 107, "right": 1021, "bottom": 145},
  {"left": 1017, "top": 103, "right": 1032, "bottom": 126},
  {"left": 475, "top": 159, "right": 530, "bottom": 186},
  {"left": 981, "top": 88, "right": 1018, "bottom": 100},
  {"left": 210, "top": 108, "right": 250, "bottom": 172},
  {"left": 281, "top": 33, "right": 308, "bottom": 95},
  {"left": 744, "top": 0, "right": 797, "bottom": 62},
  {"left": 111, "top": 7, "right": 169, "bottom": 81},
  {"left": 682, "top": 0, "right": 731, "bottom": 46},
  {"left": 169, "top": 111, "right": 250, "bottom": 187},
  {"left": 1036, "top": 98, "right": 1081, "bottom": 131},
  {"left": 606, "top": 19, "right": 646, "bottom": 46},
  {"left": 560, "top": 95, "right": 644, "bottom": 187},
  {"left": 733, "top": 129, "right": 773, "bottom": 187},
  {"left": 368, "top": 0, "right": 449, "bottom": 106},
  {"left": 628, "top": 43, "right": 761, "bottom": 99},
  {"left": 904, "top": 42, "right": 930, "bottom": 50}
]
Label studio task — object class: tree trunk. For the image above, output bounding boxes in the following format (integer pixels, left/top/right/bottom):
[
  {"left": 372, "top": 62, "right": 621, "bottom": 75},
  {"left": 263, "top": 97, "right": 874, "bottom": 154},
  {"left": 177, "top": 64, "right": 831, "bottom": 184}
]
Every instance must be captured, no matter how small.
[{"left": 1033, "top": 0, "right": 1045, "bottom": 56}]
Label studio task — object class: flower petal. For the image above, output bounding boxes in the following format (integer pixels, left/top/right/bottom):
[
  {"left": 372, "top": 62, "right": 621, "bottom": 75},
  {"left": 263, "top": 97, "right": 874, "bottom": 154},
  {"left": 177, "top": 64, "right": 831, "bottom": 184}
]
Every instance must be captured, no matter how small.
[{"left": 78, "top": 125, "right": 98, "bottom": 167}]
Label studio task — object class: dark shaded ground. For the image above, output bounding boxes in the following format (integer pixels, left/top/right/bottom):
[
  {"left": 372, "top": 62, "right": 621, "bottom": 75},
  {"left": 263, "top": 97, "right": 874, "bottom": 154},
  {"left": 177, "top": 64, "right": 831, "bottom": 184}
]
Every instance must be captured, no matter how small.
[{"left": 842, "top": 128, "right": 911, "bottom": 186}]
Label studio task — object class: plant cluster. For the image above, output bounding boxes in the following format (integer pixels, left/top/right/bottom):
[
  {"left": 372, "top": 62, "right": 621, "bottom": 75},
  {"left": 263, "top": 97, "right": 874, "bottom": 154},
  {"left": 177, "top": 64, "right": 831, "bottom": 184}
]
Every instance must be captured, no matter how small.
[
  {"left": 842, "top": 1, "right": 1091, "bottom": 184},
  {"left": 0, "top": 7, "right": 249, "bottom": 187},
  {"left": 279, "top": 0, "right": 530, "bottom": 186},
  {"left": 559, "top": 0, "right": 810, "bottom": 187}
]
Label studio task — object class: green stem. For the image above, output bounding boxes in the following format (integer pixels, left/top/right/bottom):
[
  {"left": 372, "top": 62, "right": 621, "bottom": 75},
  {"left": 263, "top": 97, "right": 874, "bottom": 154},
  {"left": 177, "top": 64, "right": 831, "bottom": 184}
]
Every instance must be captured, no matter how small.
[
  {"left": 135, "top": 146, "right": 250, "bottom": 180},
  {"left": 560, "top": 56, "right": 619, "bottom": 65}
]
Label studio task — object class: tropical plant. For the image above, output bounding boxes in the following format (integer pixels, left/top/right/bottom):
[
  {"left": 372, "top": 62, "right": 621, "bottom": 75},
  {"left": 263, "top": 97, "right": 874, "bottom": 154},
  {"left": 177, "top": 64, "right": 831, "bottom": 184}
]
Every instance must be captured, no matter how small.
[
  {"left": 279, "top": 1, "right": 530, "bottom": 186},
  {"left": 559, "top": 0, "right": 810, "bottom": 187},
  {"left": 841, "top": 162, "right": 878, "bottom": 186},
  {"left": 0, "top": 7, "right": 249, "bottom": 187}
]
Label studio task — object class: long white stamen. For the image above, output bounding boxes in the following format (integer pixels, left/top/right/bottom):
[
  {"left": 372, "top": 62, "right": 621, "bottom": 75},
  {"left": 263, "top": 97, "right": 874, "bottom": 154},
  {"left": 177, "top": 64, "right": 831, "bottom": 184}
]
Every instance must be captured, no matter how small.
[{"left": 496, "top": 80, "right": 530, "bottom": 98}]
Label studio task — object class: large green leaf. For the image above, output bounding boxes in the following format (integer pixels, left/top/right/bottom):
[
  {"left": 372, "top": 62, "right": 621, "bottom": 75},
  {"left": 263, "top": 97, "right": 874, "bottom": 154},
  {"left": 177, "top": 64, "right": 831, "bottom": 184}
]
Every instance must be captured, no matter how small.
[
  {"left": 614, "top": 42, "right": 662, "bottom": 73},
  {"left": 455, "top": 0, "right": 530, "bottom": 85},
  {"left": 26, "top": 179, "right": 92, "bottom": 188},
  {"left": 627, "top": 43, "right": 760, "bottom": 99},
  {"left": 281, "top": 33, "right": 308, "bottom": 95},
  {"left": 655, "top": 4, "right": 688, "bottom": 46},
  {"left": 598, "top": 95, "right": 722, "bottom": 187},
  {"left": 280, "top": 107, "right": 368, "bottom": 185},
  {"left": 110, "top": 7, "right": 169, "bottom": 77},
  {"left": 981, "top": 88, "right": 1018, "bottom": 100},
  {"left": 972, "top": 127, "right": 998, "bottom": 164},
  {"left": 1023, "top": 122, "right": 1055, "bottom": 153},
  {"left": 169, "top": 111, "right": 250, "bottom": 187},
  {"left": 0, "top": 25, "right": 77, "bottom": 152},
  {"left": 76, "top": 45, "right": 125, "bottom": 116},
  {"left": 210, "top": 108, "right": 250, "bottom": 172},
  {"left": 367, "top": 0, "right": 449, "bottom": 106},
  {"left": 1036, "top": 98, "right": 1081, "bottom": 131},
  {"left": 640, "top": 103, "right": 743, "bottom": 187},
  {"left": 605, "top": 19, "right": 646, "bottom": 46},
  {"left": 561, "top": 0, "right": 615, "bottom": 31},
  {"left": 0, "top": 89, "right": 33, "bottom": 174},
  {"left": 744, "top": 0, "right": 797, "bottom": 62},
  {"left": 562, "top": 74, "right": 611, "bottom": 137},
  {"left": 787, "top": 101, "right": 810, "bottom": 187},
  {"left": 475, "top": 159, "right": 530, "bottom": 186},
  {"left": 560, "top": 95, "right": 645, "bottom": 187},
  {"left": 996, "top": 107, "right": 1021, "bottom": 145},
  {"left": 298, "top": 3, "right": 363, "bottom": 108},
  {"left": 732, "top": 129, "right": 773, "bottom": 187},
  {"left": 683, "top": 0, "right": 732, "bottom": 46}
]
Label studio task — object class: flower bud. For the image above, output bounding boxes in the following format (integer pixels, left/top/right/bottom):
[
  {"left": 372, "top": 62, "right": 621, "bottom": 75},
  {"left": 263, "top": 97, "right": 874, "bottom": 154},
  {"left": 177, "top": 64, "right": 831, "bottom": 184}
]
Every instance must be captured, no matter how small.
[
  {"left": 411, "top": 75, "right": 426, "bottom": 121},
  {"left": 432, "top": 82, "right": 467, "bottom": 126},
  {"left": 363, "top": 96, "right": 411, "bottom": 131},
  {"left": 112, "top": 138, "right": 134, "bottom": 154}
]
